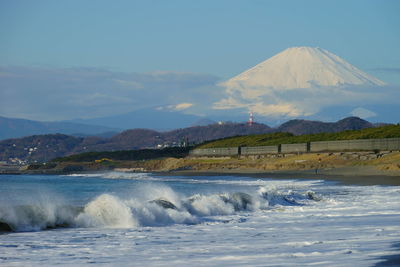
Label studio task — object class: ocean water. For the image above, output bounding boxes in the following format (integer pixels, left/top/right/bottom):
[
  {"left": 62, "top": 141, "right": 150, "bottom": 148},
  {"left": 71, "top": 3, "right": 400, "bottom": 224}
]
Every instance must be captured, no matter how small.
[{"left": 0, "top": 173, "right": 399, "bottom": 266}]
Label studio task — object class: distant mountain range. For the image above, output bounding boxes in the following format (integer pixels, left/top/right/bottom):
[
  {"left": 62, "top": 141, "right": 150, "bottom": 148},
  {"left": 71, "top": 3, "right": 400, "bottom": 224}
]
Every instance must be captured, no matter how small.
[
  {"left": 0, "top": 108, "right": 210, "bottom": 140},
  {"left": 67, "top": 107, "right": 204, "bottom": 131},
  {"left": 0, "top": 117, "right": 381, "bottom": 163},
  {"left": 0, "top": 116, "right": 118, "bottom": 140}
]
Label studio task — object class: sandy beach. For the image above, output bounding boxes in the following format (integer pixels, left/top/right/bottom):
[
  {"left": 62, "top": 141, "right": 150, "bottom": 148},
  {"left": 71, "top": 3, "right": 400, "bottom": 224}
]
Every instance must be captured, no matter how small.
[{"left": 4, "top": 151, "right": 400, "bottom": 187}]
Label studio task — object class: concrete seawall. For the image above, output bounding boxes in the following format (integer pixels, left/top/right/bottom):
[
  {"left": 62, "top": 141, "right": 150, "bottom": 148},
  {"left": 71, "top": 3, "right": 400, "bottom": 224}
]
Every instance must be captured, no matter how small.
[{"left": 190, "top": 138, "right": 400, "bottom": 157}]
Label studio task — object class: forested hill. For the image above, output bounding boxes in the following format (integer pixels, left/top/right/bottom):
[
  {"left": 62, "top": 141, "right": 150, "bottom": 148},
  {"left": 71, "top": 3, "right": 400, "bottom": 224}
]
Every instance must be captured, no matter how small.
[
  {"left": 0, "top": 122, "right": 272, "bottom": 162},
  {"left": 196, "top": 124, "right": 400, "bottom": 149},
  {"left": 276, "top": 117, "right": 373, "bottom": 135}
]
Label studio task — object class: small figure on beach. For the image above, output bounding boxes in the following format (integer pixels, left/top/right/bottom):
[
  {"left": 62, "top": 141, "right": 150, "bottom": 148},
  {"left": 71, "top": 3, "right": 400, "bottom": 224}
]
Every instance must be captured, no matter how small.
[{"left": 315, "top": 158, "right": 322, "bottom": 174}]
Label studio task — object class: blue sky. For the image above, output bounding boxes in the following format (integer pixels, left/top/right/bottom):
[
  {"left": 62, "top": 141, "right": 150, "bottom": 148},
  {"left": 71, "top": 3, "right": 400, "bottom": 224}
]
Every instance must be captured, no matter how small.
[{"left": 0, "top": 0, "right": 399, "bottom": 122}]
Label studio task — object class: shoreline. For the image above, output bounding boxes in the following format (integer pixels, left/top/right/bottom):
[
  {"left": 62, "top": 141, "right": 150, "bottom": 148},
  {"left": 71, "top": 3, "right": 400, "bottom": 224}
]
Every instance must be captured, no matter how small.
[
  {"left": 1, "top": 166, "right": 400, "bottom": 186},
  {"left": 156, "top": 168, "right": 400, "bottom": 186},
  {"left": 2, "top": 169, "right": 400, "bottom": 186}
]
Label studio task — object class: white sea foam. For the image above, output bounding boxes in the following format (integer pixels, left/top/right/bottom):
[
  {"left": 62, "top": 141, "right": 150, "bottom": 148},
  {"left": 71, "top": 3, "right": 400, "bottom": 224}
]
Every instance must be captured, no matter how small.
[
  {"left": 66, "top": 172, "right": 151, "bottom": 180},
  {"left": 76, "top": 194, "right": 138, "bottom": 228},
  {"left": 0, "top": 190, "right": 78, "bottom": 231},
  {"left": 185, "top": 194, "right": 235, "bottom": 216},
  {"left": 1, "top": 174, "right": 399, "bottom": 266},
  {"left": 0, "top": 182, "right": 319, "bottom": 231},
  {"left": 68, "top": 171, "right": 326, "bottom": 190}
]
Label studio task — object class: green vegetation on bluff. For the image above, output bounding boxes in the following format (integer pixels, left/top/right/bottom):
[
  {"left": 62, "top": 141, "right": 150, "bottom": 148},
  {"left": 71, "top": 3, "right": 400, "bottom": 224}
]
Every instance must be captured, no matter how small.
[
  {"left": 196, "top": 124, "right": 400, "bottom": 149},
  {"left": 50, "top": 124, "right": 400, "bottom": 163}
]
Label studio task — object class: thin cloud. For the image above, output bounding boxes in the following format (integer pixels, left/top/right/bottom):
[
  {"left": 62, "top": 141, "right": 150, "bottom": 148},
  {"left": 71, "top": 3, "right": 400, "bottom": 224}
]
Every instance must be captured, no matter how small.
[
  {"left": 170, "top": 103, "right": 193, "bottom": 111},
  {"left": 214, "top": 83, "right": 400, "bottom": 119},
  {"left": 350, "top": 107, "right": 377, "bottom": 119},
  {"left": 0, "top": 66, "right": 219, "bottom": 120}
]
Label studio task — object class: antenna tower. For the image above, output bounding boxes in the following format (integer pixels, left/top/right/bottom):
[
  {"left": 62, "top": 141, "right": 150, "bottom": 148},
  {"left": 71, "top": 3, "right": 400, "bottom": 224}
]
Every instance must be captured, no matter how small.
[{"left": 247, "top": 111, "right": 254, "bottom": 126}]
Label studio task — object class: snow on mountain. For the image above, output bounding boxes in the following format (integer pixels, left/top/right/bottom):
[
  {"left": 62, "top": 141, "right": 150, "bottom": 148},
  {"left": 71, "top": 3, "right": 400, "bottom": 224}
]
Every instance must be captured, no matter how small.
[
  {"left": 215, "top": 47, "right": 388, "bottom": 119},
  {"left": 221, "top": 47, "right": 386, "bottom": 90}
]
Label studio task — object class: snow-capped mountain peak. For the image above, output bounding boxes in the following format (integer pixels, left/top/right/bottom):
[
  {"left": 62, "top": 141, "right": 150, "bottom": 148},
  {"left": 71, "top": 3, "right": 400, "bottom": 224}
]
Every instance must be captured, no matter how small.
[{"left": 221, "top": 46, "right": 386, "bottom": 90}]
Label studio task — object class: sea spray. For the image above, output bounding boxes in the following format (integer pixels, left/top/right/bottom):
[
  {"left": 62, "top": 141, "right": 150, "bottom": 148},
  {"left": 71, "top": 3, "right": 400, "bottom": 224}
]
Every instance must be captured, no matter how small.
[
  {"left": 127, "top": 200, "right": 196, "bottom": 226},
  {"left": 130, "top": 183, "right": 183, "bottom": 209},
  {"left": 0, "top": 203, "right": 80, "bottom": 231},
  {"left": 76, "top": 194, "right": 138, "bottom": 228},
  {"left": 257, "top": 185, "right": 321, "bottom": 207},
  {"left": 185, "top": 194, "right": 235, "bottom": 216},
  {"left": 1, "top": 181, "right": 322, "bottom": 232}
]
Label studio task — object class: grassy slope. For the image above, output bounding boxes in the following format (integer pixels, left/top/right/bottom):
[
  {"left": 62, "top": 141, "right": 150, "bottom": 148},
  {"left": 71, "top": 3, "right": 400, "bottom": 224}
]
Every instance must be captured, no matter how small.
[{"left": 196, "top": 124, "right": 400, "bottom": 149}]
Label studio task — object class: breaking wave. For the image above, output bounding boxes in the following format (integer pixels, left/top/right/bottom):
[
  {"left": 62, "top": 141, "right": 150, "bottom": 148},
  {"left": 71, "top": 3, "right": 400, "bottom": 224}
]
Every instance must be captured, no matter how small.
[{"left": 0, "top": 184, "right": 322, "bottom": 233}]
